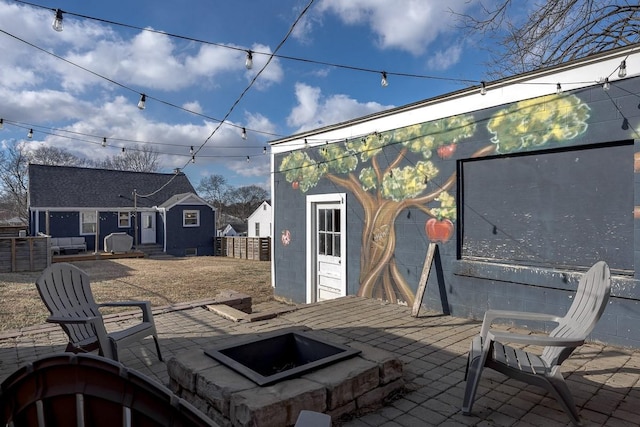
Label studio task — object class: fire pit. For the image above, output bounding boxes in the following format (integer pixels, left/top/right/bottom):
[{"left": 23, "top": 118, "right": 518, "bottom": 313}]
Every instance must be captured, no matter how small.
[
  {"left": 204, "top": 330, "right": 361, "bottom": 386},
  {"left": 168, "top": 327, "right": 405, "bottom": 426}
]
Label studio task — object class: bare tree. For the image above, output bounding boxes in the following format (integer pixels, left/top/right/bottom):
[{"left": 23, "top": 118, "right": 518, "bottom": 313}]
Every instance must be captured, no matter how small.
[
  {"left": 197, "top": 174, "right": 230, "bottom": 229},
  {"left": 98, "top": 145, "right": 159, "bottom": 172},
  {"left": 225, "top": 185, "right": 269, "bottom": 220},
  {"left": 30, "top": 146, "right": 92, "bottom": 167},
  {"left": 0, "top": 142, "right": 87, "bottom": 223},
  {"left": 0, "top": 143, "right": 29, "bottom": 223},
  {"left": 458, "top": 1, "right": 640, "bottom": 77}
]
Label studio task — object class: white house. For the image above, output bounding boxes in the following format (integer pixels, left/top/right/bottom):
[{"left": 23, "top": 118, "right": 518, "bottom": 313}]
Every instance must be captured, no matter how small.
[{"left": 247, "top": 201, "right": 272, "bottom": 237}]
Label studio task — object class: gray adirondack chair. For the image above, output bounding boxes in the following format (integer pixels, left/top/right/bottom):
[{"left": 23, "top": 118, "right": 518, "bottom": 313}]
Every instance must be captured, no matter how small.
[
  {"left": 462, "top": 261, "right": 611, "bottom": 425},
  {"left": 35, "top": 262, "right": 162, "bottom": 362}
]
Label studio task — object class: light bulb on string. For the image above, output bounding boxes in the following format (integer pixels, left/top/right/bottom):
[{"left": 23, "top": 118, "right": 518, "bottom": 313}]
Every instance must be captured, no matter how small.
[
  {"left": 556, "top": 83, "right": 562, "bottom": 94},
  {"left": 245, "top": 51, "right": 253, "bottom": 70},
  {"left": 52, "top": 9, "right": 64, "bottom": 32},
  {"left": 602, "top": 77, "right": 610, "bottom": 91},
  {"left": 137, "top": 94, "right": 146, "bottom": 110},
  {"left": 241, "top": 127, "right": 247, "bottom": 140},
  {"left": 380, "top": 72, "right": 388, "bottom": 87},
  {"left": 27, "top": 129, "right": 33, "bottom": 139},
  {"left": 263, "top": 146, "right": 267, "bottom": 155},
  {"left": 102, "top": 137, "right": 107, "bottom": 147},
  {"left": 0, "top": 118, "right": 3, "bottom": 130},
  {"left": 619, "top": 60, "right": 627, "bottom": 78},
  {"left": 191, "top": 155, "right": 195, "bottom": 164},
  {"left": 246, "top": 156, "right": 250, "bottom": 163},
  {"left": 189, "top": 146, "right": 194, "bottom": 155},
  {"left": 121, "top": 147, "right": 125, "bottom": 153},
  {"left": 480, "top": 81, "right": 487, "bottom": 95}
]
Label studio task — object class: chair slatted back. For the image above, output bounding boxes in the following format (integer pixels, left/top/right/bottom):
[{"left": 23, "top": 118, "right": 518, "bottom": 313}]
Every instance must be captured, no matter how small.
[
  {"left": 35, "top": 263, "right": 102, "bottom": 347},
  {"left": 542, "top": 261, "right": 611, "bottom": 366}
]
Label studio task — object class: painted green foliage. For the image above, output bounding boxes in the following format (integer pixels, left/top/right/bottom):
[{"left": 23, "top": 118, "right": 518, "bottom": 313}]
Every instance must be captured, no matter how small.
[{"left": 278, "top": 94, "right": 590, "bottom": 304}]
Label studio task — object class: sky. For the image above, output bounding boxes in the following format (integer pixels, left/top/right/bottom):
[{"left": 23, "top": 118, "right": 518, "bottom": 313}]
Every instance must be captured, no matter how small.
[{"left": 0, "top": 0, "right": 494, "bottom": 194}]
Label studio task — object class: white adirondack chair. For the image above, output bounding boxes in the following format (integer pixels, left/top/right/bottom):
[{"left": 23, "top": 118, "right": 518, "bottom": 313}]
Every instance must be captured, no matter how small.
[
  {"left": 462, "top": 261, "right": 611, "bottom": 425},
  {"left": 35, "top": 263, "right": 162, "bottom": 362}
]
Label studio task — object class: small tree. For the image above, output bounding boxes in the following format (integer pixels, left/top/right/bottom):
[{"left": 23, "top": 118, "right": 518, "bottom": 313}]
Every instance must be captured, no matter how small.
[{"left": 197, "top": 174, "right": 230, "bottom": 229}]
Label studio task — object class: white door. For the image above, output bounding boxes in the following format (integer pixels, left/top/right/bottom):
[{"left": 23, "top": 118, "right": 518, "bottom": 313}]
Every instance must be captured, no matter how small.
[
  {"left": 306, "top": 194, "right": 347, "bottom": 303},
  {"left": 141, "top": 212, "right": 156, "bottom": 244},
  {"left": 316, "top": 204, "right": 343, "bottom": 301}
]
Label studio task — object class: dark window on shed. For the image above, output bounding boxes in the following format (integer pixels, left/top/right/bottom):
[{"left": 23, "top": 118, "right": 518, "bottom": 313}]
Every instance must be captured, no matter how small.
[{"left": 459, "top": 141, "right": 634, "bottom": 274}]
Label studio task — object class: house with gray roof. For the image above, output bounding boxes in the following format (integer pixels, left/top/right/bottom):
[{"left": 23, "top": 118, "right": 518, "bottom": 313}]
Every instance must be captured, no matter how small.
[{"left": 28, "top": 164, "right": 216, "bottom": 256}]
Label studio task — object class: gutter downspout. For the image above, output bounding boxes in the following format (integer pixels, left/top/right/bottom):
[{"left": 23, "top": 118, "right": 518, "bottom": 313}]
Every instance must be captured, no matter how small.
[{"left": 158, "top": 207, "right": 167, "bottom": 253}]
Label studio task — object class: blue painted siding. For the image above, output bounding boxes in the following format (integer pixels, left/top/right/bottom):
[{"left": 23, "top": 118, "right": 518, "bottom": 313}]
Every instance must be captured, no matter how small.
[
  {"left": 165, "top": 205, "right": 215, "bottom": 256},
  {"left": 273, "top": 75, "right": 640, "bottom": 348}
]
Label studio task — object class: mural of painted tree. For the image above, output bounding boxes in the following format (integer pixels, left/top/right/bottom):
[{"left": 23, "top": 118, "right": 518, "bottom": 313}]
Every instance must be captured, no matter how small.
[
  {"left": 279, "top": 93, "right": 590, "bottom": 305},
  {"left": 280, "top": 115, "right": 476, "bottom": 304}
]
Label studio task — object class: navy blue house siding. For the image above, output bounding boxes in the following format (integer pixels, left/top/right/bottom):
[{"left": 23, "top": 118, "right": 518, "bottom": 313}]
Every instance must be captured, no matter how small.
[
  {"left": 272, "top": 67, "right": 640, "bottom": 348},
  {"left": 164, "top": 205, "right": 215, "bottom": 256}
]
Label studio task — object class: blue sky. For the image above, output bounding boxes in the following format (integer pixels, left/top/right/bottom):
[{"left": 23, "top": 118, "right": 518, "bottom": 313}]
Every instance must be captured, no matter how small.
[{"left": 0, "top": 0, "right": 491, "bottom": 192}]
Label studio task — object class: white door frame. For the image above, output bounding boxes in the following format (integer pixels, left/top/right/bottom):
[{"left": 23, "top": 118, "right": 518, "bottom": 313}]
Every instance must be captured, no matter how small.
[{"left": 305, "top": 193, "right": 347, "bottom": 303}]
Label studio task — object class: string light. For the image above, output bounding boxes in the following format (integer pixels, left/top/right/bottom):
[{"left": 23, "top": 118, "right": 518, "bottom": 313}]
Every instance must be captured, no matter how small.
[
  {"left": 480, "top": 81, "right": 487, "bottom": 95},
  {"left": 618, "top": 60, "right": 627, "bottom": 78},
  {"left": 246, "top": 156, "right": 250, "bottom": 163},
  {"left": 102, "top": 137, "right": 107, "bottom": 147},
  {"left": 191, "top": 155, "right": 195, "bottom": 164},
  {"left": 381, "top": 71, "right": 388, "bottom": 87},
  {"left": 189, "top": 145, "right": 194, "bottom": 155},
  {"left": 121, "top": 147, "right": 125, "bottom": 153},
  {"left": 245, "top": 51, "right": 253, "bottom": 70},
  {"left": 137, "top": 93, "right": 146, "bottom": 109},
  {"left": 0, "top": 118, "right": 3, "bottom": 130},
  {"left": 556, "top": 83, "right": 562, "bottom": 94},
  {"left": 27, "top": 128, "right": 33, "bottom": 138},
  {"left": 241, "top": 127, "right": 247, "bottom": 140},
  {"left": 263, "top": 146, "right": 267, "bottom": 154},
  {"left": 602, "top": 77, "right": 610, "bottom": 91},
  {"left": 52, "top": 9, "right": 63, "bottom": 32}
]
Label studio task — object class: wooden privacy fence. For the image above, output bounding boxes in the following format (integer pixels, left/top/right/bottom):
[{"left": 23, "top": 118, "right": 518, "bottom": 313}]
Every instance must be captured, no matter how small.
[
  {"left": 214, "top": 237, "right": 271, "bottom": 261},
  {"left": 0, "top": 236, "right": 50, "bottom": 272}
]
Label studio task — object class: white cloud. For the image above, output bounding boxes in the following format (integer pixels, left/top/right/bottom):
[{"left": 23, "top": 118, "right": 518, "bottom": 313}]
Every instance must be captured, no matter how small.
[
  {"left": 316, "top": 0, "right": 472, "bottom": 55},
  {"left": 287, "top": 82, "right": 393, "bottom": 132},
  {"left": 427, "top": 44, "right": 463, "bottom": 71},
  {"left": 182, "top": 101, "right": 203, "bottom": 114}
]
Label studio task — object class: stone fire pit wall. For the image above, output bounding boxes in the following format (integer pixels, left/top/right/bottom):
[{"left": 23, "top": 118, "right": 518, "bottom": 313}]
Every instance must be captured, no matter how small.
[{"left": 167, "top": 328, "right": 404, "bottom": 427}]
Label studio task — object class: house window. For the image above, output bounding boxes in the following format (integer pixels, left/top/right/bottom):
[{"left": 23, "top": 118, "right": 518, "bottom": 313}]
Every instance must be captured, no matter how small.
[
  {"left": 118, "top": 212, "right": 130, "bottom": 228},
  {"left": 183, "top": 210, "right": 200, "bottom": 227},
  {"left": 255, "top": 223, "right": 260, "bottom": 236},
  {"left": 80, "top": 211, "right": 96, "bottom": 234}
]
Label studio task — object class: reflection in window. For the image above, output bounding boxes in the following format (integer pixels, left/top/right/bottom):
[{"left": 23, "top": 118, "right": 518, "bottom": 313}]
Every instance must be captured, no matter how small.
[{"left": 183, "top": 210, "right": 200, "bottom": 227}]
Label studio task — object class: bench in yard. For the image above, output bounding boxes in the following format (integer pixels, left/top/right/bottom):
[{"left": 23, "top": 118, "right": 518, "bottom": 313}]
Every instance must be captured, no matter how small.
[{"left": 50, "top": 237, "right": 87, "bottom": 255}]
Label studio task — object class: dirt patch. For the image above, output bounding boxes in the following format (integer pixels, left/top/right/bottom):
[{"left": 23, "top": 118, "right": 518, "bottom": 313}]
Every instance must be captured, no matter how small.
[{"left": 0, "top": 257, "right": 272, "bottom": 332}]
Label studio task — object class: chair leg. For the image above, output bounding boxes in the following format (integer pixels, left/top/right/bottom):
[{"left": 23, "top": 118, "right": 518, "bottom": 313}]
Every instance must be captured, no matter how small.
[
  {"left": 462, "top": 335, "right": 487, "bottom": 415},
  {"left": 544, "top": 368, "right": 581, "bottom": 426},
  {"left": 153, "top": 335, "right": 163, "bottom": 361}
]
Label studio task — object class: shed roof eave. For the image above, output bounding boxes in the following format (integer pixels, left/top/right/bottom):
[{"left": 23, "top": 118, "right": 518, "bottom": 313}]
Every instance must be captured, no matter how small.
[{"left": 269, "top": 44, "right": 640, "bottom": 147}]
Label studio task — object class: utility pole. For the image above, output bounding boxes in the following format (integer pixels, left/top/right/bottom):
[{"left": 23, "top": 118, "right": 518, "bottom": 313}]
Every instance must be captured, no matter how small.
[{"left": 134, "top": 189, "right": 138, "bottom": 248}]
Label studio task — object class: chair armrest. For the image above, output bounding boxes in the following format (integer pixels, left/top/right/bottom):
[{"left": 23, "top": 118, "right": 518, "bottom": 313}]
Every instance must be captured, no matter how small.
[
  {"left": 487, "top": 330, "right": 585, "bottom": 348},
  {"left": 480, "top": 310, "right": 562, "bottom": 338},
  {"left": 98, "top": 301, "right": 154, "bottom": 322},
  {"left": 46, "top": 315, "right": 114, "bottom": 358},
  {"left": 46, "top": 315, "right": 101, "bottom": 325}
]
